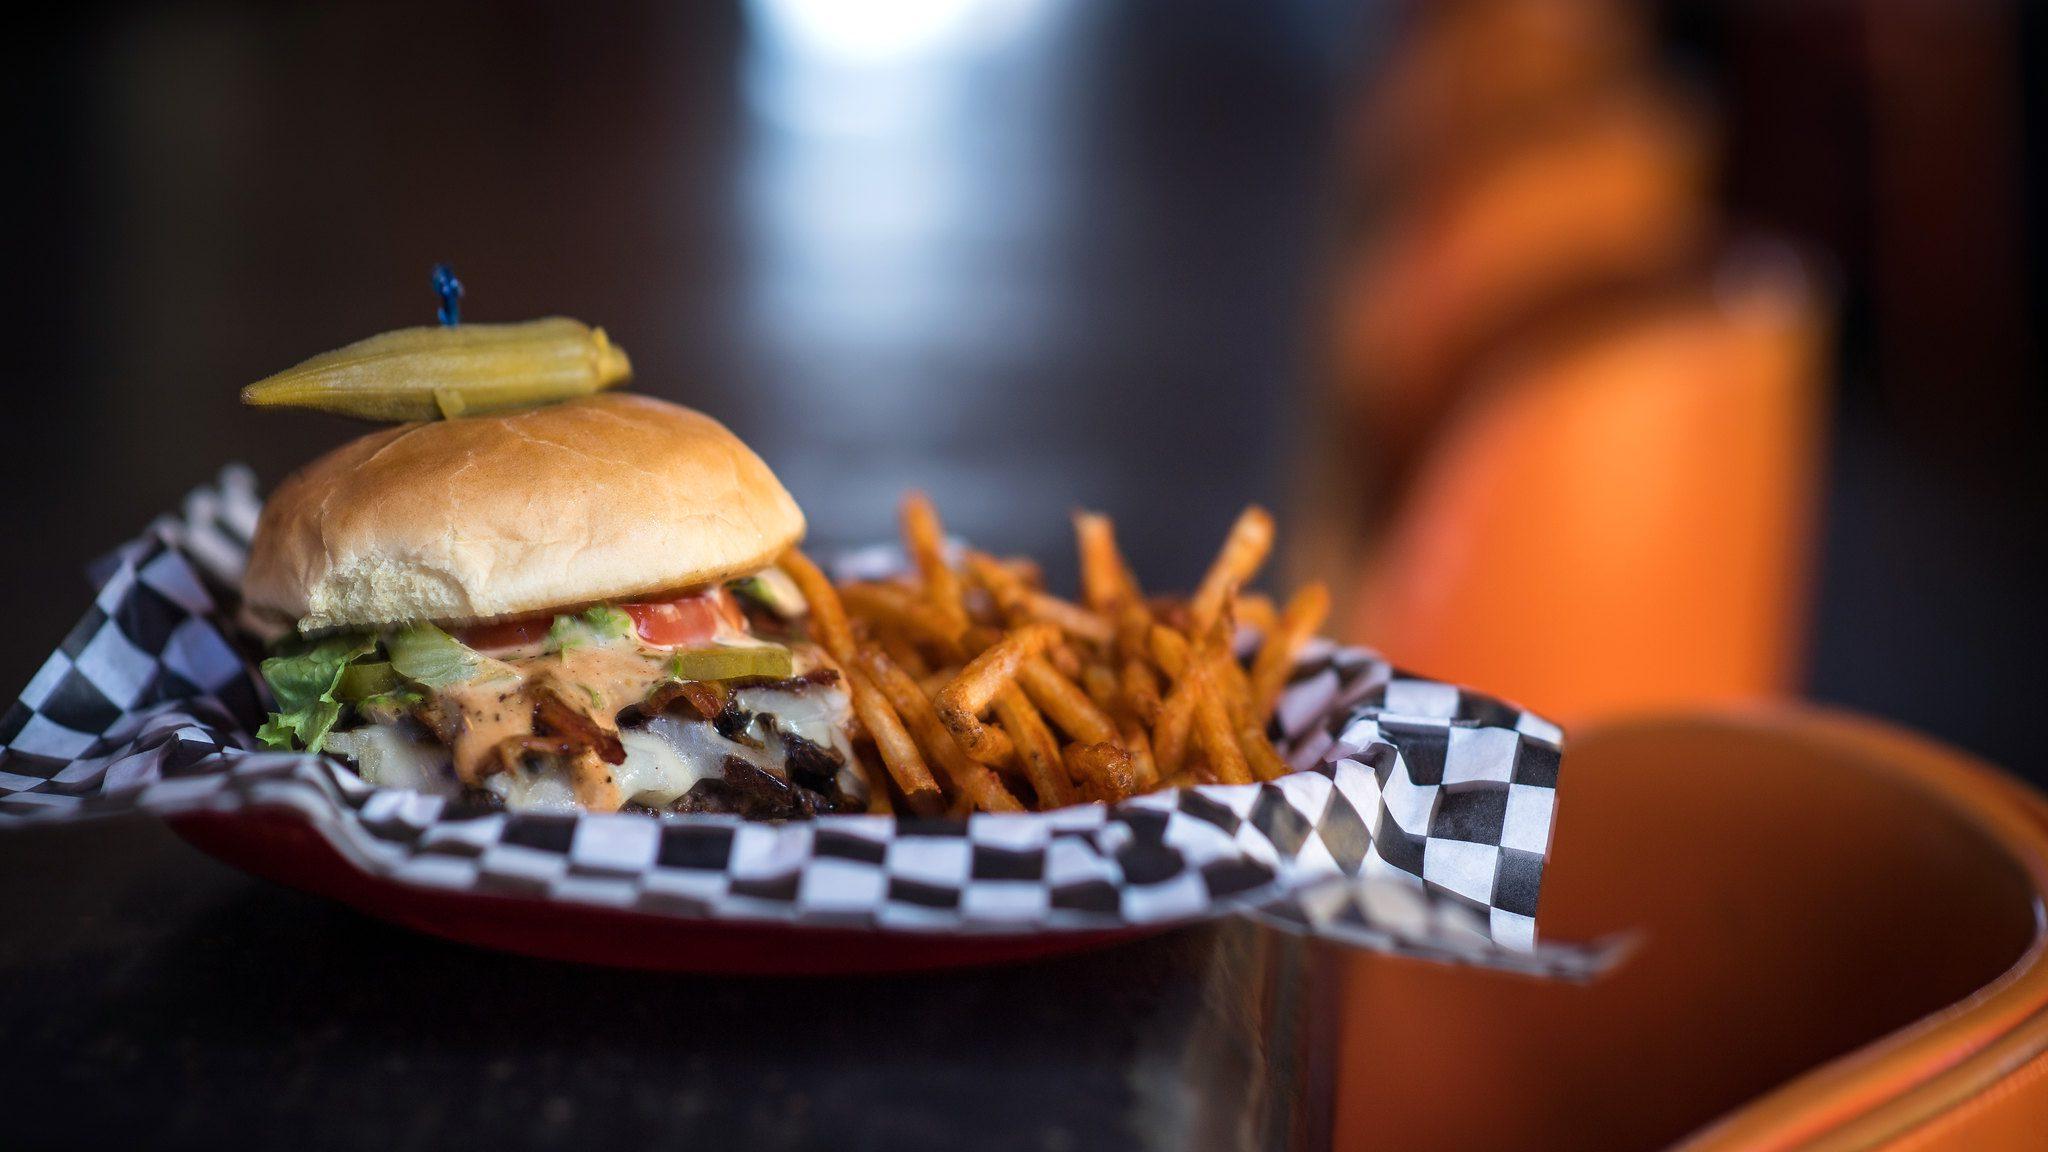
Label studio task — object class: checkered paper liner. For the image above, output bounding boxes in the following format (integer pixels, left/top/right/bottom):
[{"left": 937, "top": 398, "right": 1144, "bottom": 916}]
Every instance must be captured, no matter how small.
[{"left": 0, "top": 468, "right": 1604, "bottom": 978}]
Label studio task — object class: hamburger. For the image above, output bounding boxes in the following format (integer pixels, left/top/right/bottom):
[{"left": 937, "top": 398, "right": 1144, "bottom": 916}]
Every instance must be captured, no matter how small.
[{"left": 243, "top": 393, "right": 866, "bottom": 817}]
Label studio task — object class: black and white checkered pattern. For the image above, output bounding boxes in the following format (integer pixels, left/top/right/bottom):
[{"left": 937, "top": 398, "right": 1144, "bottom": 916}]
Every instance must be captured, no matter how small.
[{"left": 0, "top": 469, "right": 1599, "bottom": 977}]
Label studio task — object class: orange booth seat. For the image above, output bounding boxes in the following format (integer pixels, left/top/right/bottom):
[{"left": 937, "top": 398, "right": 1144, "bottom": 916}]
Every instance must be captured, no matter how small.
[
  {"left": 1344, "top": 253, "right": 1827, "bottom": 725},
  {"left": 1329, "top": 83, "right": 1713, "bottom": 493},
  {"left": 1344, "top": 0, "right": 1655, "bottom": 197},
  {"left": 1332, "top": 709, "right": 2048, "bottom": 1150}
]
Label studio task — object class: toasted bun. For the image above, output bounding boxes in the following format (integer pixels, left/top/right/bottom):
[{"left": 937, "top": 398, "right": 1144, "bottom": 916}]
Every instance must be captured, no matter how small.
[{"left": 244, "top": 394, "right": 805, "bottom": 631}]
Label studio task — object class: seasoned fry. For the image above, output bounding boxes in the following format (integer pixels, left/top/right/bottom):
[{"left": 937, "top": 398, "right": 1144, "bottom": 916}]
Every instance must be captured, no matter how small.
[
  {"left": 902, "top": 493, "right": 970, "bottom": 639},
  {"left": 845, "top": 666, "right": 943, "bottom": 814},
  {"left": 1153, "top": 673, "right": 1200, "bottom": 773},
  {"left": 874, "top": 630, "right": 931, "bottom": 680},
  {"left": 1215, "top": 644, "right": 1257, "bottom": 730},
  {"left": 1064, "top": 742, "right": 1137, "bottom": 803},
  {"left": 997, "top": 555, "right": 1044, "bottom": 589},
  {"left": 1235, "top": 593, "right": 1279, "bottom": 639},
  {"left": 1017, "top": 656, "right": 1119, "bottom": 745},
  {"left": 993, "top": 685, "right": 1074, "bottom": 808},
  {"left": 1239, "top": 724, "right": 1291, "bottom": 783},
  {"left": 1194, "top": 596, "right": 1257, "bottom": 729},
  {"left": 1023, "top": 591, "right": 1115, "bottom": 645},
  {"left": 839, "top": 583, "right": 960, "bottom": 648},
  {"left": 1081, "top": 663, "right": 1122, "bottom": 715},
  {"left": 1188, "top": 505, "right": 1274, "bottom": 637},
  {"left": 1248, "top": 581, "right": 1330, "bottom": 719},
  {"left": 1120, "top": 657, "right": 1162, "bottom": 725},
  {"left": 964, "top": 551, "right": 1026, "bottom": 621},
  {"left": 1046, "top": 640, "right": 1085, "bottom": 681},
  {"left": 1073, "top": 510, "right": 1137, "bottom": 611},
  {"left": 1148, "top": 624, "right": 1191, "bottom": 679},
  {"left": 811, "top": 494, "right": 1324, "bottom": 814},
  {"left": 779, "top": 548, "right": 856, "bottom": 665},
  {"left": 1115, "top": 600, "right": 1153, "bottom": 650},
  {"left": 936, "top": 623, "right": 1059, "bottom": 720},
  {"left": 859, "top": 648, "right": 1025, "bottom": 814},
  {"left": 1192, "top": 671, "right": 1254, "bottom": 785},
  {"left": 1121, "top": 721, "right": 1160, "bottom": 790}
]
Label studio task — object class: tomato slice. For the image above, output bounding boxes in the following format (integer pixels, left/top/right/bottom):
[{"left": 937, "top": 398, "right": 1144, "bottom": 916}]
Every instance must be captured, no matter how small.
[
  {"left": 456, "top": 615, "right": 555, "bottom": 652},
  {"left": 455, "top": 589, "right": 744, "bottom": 653},
  {"left": 620, "top": 589, "right": 745, "bottom": 648}
]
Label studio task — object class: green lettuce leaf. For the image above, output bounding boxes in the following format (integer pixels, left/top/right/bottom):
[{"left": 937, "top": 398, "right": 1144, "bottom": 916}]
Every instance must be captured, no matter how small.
[
  {"left": 385, "top": 622, "right": 512, "bottom": 688},
  {"left": 256, "top": 633, "right": 377, "bottom": 752},
  {"left": 546, "top": 604, "right": 635, "bottom": 653}
]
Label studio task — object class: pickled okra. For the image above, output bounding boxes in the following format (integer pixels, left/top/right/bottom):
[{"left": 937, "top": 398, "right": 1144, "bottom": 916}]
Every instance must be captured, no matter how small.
[{"left": 240, "top": 317, "right": 632, "bottom": 421}]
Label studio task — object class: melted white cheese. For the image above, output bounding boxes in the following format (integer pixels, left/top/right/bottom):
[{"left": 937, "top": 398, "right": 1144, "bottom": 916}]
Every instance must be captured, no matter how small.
[
  {"left": 329, "top": 678, "right": 863, "bottom": 814},
  {"left": 325, "top": 726, "right": 461, "bottom": 799},
  {"left": 482, "top": 765, "right": 580, "bottom": 813}
]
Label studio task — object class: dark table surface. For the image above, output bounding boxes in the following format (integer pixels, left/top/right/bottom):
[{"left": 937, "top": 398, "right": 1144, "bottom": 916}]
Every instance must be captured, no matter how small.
[{"left": 0, "top": 818, "right": 1332, "bottom": 1151}]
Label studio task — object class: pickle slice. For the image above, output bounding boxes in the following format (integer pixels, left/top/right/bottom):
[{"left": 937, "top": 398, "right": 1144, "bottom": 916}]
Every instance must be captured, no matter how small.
[
  {"left": 666, "top": 644, "right": 794, "bottom": 683},
  {"left": 336, "top": 660, "right": 399, "bottom": 702},
  {"left": 241, "top": 317, "right": 632, "bottom": 422}
]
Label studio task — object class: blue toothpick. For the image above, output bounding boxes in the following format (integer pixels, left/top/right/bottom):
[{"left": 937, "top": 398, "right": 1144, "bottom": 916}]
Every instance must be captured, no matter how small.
[{"left": 432, "top": 264, "right": 463, "bottom": 326}]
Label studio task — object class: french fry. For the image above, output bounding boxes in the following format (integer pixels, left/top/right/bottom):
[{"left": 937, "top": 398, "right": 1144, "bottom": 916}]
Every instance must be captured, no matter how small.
[
  {"left": 998, "top": 555, "right": 1044, "bottom": 589},
  {"left": 936, "top": 623, "right": 1059, "bottom": 719},
  {"left": 966, "top": 722, "right": 1018, "bottom": 768},
  {"left": 1120, "top": 657, "right": 1162, "bottom": 725},
  {"left": 993, "top": 685, "right": 1073, "bottom": 808},
  {"left": 1073, "top": 510, "right": 1137, "bottom": 612},
  {"left": 870, "top": 628, "right": 932, "bottom": 680},
  {"left": 1235, "top": 593, "right": 1280, "bottom": 639},
  {"left": 1193, "top": 674, "right": 1254, "bottom": 785},
  {"left": 1239, "top": 724, "right": 1292, "bottom": 783},
  {"left": 1017, "top": 656, "right": 1119, "bottom": 745},
  {"left": 1188, "top": 505, "right": 1274, "bottom": 637},
  {"left": 1122, "top": 602, "right": 1155, "bottom": 655},
  {"left": 1023, "top": 591, "right": 1115, "bottom": 645},
  {"left": 901, "top": 492, "right": 970, "bottom": 639},
  {"left": 1153, "top": 673, "right": 1200, "bottom": 773},
  {"left": 1081, "top": 663, "right": 1122, "bottom": 715},
  {"left": 819, "top": 496, "right": 1318, "bottom": 813},
  {"left": 1148, "top": 624, "right": 1191, "bottom": 678},
  {"left": 964, "top": 551, "right": 1030, "bottom": 622},
  {"left": 1064, "top": 742, "right": 1137, "bottom": 803},
  {"left": 860, "top": 648, "right": 1025, "bottom": 814},
  {"left": 844, "top": 666, "right": 943, "bottom": 814},
  {"left": 840, "top": 583, "right": 961, "bottom": 649},
  {"left": 778, "top": 548, "right": 856, "bottom": 665},
  {"left": 1121, "top": 721, "right": 1160, "bottom": 790},
  {"left": 1047, "top": 640, "right": 1085, "bottom": 681},
  {"left": 1195, "top": 596, "right": 1256, "bottom": 729},
  {"left": 1214, "top": 644, "right": 1257, "bottom": 730},
  {"left": 1248, "top": 581, "right": 1330, "bottom": 720}
]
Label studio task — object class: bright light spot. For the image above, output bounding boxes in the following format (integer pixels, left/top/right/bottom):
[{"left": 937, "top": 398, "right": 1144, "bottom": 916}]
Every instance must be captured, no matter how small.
[{"left": 749, "top": 0, "right": 1045, "bottom": 65}]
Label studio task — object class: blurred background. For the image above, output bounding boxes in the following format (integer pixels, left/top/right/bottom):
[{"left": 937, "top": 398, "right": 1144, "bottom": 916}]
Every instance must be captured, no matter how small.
[{"left": 4, "top": 0, "right": 2044, "bottom": 779}]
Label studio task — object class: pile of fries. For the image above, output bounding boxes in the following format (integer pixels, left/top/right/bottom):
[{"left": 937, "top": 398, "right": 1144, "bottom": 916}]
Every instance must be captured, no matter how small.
[{"left": 776, "top": 496, "right": 1331, "bottom": 816}]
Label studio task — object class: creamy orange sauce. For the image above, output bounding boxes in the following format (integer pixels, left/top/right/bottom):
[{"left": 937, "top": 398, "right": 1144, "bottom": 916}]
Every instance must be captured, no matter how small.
[{"left": 442, "top": 644, "right": 676, "bottom": 786}]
